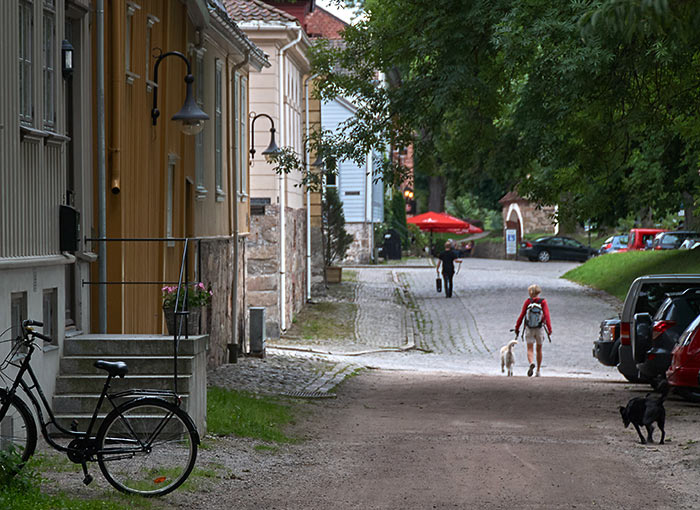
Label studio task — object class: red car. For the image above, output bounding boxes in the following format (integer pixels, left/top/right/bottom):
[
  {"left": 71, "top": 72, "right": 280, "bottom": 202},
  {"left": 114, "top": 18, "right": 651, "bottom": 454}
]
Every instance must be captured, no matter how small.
[{"left": 667, "top": 313, "right": 700, "bottom": 402}]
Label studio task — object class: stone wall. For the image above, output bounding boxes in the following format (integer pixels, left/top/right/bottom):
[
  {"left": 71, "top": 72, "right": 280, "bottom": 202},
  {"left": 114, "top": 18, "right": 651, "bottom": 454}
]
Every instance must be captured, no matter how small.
[
  {"left": 343, "top": 222, "right": 372, "bottom": 264},
  {"left": 247, "top": 204, "right": 307, "bottom": 340},
  {"left": 502, "top": 199, "right": 557, "bottom": 235},
  {"left": 199, "top": 237, "right": 246, "bottom": 368}
]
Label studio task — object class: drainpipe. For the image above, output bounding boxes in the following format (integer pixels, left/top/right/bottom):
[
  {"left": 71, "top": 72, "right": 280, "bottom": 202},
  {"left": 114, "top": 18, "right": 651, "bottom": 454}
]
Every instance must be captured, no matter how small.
[
  {"left": 366, "top": 152, "right": 373, "bottom": 263},
  {"left": 229, "top": 51, "right": 250, "bottom": 359},
  {"left": 278, "top": 28, "right": 302, "bottom": 333},
  {"left": 304, "top": 73, "right": 319, "bottom": 301},
  {"left": 96, "top": 0, "right": 107, "bottom": 332}
]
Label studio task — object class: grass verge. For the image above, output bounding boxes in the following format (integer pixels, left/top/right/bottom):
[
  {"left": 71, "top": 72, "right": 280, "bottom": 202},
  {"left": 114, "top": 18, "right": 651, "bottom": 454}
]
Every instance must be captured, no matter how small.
[
  {"left": 207, "top": 387, "right": 296, "bottom": 443},
  {"left": 564, "top": 250, "right": 700, "bottom": 300}
]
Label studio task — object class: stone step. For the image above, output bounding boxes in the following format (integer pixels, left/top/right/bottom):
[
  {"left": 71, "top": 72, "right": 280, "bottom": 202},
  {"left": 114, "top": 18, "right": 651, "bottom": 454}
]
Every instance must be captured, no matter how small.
[
  {"left": 60, "top": 356, "right": 193, "bottom": 376},
  {"left": 63, "top": 335, "right": 207, "bottom": 357},
  {"left": 55, "top": 374, "right": 191, "bottom": 394},
  {"left": 52, "top": 393, "right": 190, "bottom": 414}
]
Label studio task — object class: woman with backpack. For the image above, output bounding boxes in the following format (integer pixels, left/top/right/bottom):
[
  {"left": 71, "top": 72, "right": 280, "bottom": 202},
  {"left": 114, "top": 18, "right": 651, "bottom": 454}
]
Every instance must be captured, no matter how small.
[{"left": 514, "top": 284, "right": 552, "bottom": 377}]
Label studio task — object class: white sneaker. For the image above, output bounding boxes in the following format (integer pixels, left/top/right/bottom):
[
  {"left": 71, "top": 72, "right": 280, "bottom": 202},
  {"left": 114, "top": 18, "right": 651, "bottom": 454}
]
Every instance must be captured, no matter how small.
[{"left": 535, "top": 369, "right": 541, "bottom": 377}]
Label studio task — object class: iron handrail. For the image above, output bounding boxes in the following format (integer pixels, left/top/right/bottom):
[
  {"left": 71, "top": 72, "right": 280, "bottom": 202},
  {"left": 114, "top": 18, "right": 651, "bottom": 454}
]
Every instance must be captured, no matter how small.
[{"left": 85, "top": 236, "right": 200, "bottom": 394}]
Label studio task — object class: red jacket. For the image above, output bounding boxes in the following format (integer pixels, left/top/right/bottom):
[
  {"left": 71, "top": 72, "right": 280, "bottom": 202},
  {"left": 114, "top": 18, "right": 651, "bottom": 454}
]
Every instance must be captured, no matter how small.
[{"left": 515, "top": 297, "right": 552, "bottom": 334}]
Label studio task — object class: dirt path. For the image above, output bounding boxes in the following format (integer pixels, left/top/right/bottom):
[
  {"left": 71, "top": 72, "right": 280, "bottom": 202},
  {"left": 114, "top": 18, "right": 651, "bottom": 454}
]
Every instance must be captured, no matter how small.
[{"left": 171, "top": 371, "right": 700, "bottom": 509}]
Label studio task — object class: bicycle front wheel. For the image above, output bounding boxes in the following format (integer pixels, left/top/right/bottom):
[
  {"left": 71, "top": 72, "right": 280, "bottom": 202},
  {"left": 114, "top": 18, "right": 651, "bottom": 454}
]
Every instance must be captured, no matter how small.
[
  {"left": 96, "top": 398, "right": 198, "bottom": 497},
  {"left": 0, "top": 389, "right": 37, "bottom": 475}
]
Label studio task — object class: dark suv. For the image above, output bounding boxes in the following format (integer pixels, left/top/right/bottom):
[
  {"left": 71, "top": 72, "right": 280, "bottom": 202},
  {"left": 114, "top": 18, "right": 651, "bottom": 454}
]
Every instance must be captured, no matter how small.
[
  {"left": 652, "top": 231, "right": 700, "bottom": 250},
  {"left": 632, "top": 289, "right": 700, "bottom": 380},
  {"left": 593, "top": 275, "right": 700, "bottom": 383}
]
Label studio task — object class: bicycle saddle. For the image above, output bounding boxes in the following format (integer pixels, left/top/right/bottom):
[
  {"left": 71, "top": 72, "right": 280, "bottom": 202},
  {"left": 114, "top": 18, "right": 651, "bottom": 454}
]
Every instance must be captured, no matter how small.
[{"left": 94, "top": 360, "right": 129, "bottom": 377}]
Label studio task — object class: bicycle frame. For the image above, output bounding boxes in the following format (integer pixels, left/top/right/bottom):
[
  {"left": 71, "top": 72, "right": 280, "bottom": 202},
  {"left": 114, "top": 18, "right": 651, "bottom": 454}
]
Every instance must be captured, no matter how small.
[{"left": 2, "top": 339, "right": 180, "bottom": 457}]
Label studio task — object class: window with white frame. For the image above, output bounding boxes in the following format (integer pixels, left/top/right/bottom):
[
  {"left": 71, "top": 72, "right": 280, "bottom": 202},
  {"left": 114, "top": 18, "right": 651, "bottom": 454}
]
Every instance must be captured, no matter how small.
[
  {"left": 233, "top": 72, "right": 240, "bottom": 196},
  {"left": 239, "top": 77, "right": 248, "bottom": 197},
  {"left": 42, "top": 0, "right": 56, "bottom": 129},
  {"left": 214, "top": 59, "right": 224, "bottom": 201},
  {"left": 125, "top": 2, "right": 141, "bottom": 84},
  {"left": 19, "top": 0, "right": 34, "bottom": 125},
  {"left": 194, "top": 51, "right": 207, "bottom": 199},
  {"left": 144, "top": 14, "right": 159, "bottom": 90}
]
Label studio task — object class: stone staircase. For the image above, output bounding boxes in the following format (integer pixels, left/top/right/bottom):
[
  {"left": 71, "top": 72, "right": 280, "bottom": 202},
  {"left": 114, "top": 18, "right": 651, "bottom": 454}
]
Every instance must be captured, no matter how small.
[{"left": 53, "top": 334, "right": 208, "bottom": 434}]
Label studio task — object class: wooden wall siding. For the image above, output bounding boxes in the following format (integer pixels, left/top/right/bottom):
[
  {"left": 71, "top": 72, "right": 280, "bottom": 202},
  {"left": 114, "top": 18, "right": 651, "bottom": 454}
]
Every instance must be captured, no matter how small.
[
  {"left": 322, "top": 98, "right": 366, "bottom": 222},
  {"left": 1, "top": 1, "right": 68, "bottom": 259},
  {"left": 95, "top": 1, "right": 198, "bottom": 333}
]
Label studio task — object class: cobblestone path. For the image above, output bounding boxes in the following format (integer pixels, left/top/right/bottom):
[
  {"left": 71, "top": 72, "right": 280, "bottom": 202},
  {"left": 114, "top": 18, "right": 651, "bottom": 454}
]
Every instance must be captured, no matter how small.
[
  {"left": 394, "top": 257, "right": 621, "bottom": 378},
  {"left": 353, "top": 268, "right": 408, "bottom": 348}
]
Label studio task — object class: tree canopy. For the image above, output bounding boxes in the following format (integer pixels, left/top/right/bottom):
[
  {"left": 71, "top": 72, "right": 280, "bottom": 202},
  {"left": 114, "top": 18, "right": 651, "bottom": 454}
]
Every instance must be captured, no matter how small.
[{"left": 305, "top": 0, "right": 700, "bottom": 228}]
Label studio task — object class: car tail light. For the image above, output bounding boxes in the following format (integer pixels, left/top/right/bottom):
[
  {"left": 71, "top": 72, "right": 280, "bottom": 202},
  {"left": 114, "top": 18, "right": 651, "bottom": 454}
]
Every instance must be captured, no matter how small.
[
  {"left": 523, "top": 241, "right": 532, "bottom": 248},
  {"left": 603, "top": 243, "right": 611, "bottom": 251},
  {"left": 648, "top": 353, "right": 656, "bottom": 360},
  {"left": 620, "top": 322, "right": 631, "bottom": 345},
  {"left": 652, "top": 320, "right": 676, "bottom": 340}
]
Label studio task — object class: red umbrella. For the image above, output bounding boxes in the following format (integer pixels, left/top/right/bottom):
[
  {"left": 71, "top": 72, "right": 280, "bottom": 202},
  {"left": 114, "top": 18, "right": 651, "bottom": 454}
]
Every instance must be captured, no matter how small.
[{"left": 406, "top": 211, "right": 470, "bottom": 232}]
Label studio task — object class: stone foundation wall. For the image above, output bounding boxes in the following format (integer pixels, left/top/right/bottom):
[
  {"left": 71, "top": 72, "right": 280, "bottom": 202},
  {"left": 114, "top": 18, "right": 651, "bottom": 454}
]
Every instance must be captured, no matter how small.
[
  {"left": 343, "top": 223, "right": 372, "bottom": 264},
  {"left": 199, "top": 237, "right": 246, "bottom": 368},
  {"left": 247, "top": 205, "right": 307, "bottom": 340}
]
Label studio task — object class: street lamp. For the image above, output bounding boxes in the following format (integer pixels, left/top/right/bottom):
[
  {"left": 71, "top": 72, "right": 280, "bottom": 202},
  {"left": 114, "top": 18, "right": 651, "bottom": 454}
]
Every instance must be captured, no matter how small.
[
  {"left": 403, "top": 188, "right": 414, "bottom": 200},
  {"left": 151, "top": 51, "right": 209, "bottom": 135},
  {"left": 249, "top": 113, "right": 281, "bottom": 162},
  {"left": 61, "top": 39, "right": 74, "bottom": 80}
]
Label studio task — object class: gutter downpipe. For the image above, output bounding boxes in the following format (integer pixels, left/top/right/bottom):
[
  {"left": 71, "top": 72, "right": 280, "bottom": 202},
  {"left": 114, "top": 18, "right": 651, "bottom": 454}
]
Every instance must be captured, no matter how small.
[
  {"left": 278, "top": 28, "right": 303, "bottom": 333},
  {"left": 366, "top": 152, "right": 373, "bottom": 263},
  {"left": 230, "top": 51, "right": 250, "bottom": 359},
  {"left": 304, "top": 73, "right": 319, "bottom": 301},
  {"left": 96, "top": 0, "right": 107, "bottom": 332}
]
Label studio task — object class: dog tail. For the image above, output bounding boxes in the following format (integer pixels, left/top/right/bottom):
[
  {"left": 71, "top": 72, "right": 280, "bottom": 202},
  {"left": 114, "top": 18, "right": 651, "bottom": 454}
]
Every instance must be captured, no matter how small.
[{"left": 652, "top": 377, "right": 670, "bottom": 402}]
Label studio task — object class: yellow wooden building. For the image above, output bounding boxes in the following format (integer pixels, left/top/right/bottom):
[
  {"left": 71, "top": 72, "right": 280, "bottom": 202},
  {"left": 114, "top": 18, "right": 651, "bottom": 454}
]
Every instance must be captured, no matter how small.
[{"left": 92, "top": 0, "right": 268, "bottom": 365}]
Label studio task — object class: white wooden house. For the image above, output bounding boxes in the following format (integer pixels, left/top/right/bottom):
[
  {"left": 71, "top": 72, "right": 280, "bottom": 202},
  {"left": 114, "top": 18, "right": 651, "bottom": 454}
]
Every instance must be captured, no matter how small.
[{"left": 321, "top": 96, "right": 383, "bottom": 263}]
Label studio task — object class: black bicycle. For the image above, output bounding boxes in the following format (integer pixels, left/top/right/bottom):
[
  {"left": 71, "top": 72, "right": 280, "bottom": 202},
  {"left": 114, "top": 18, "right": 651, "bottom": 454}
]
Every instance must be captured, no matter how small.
[{"left": 0, "top": 320, "right": 199, "bottom": 497}]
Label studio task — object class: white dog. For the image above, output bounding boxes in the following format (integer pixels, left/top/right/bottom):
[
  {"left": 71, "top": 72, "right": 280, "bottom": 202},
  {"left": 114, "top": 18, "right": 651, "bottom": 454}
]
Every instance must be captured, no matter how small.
[{"left": 500, "top": 339, "right": 519, "bottom": 376}]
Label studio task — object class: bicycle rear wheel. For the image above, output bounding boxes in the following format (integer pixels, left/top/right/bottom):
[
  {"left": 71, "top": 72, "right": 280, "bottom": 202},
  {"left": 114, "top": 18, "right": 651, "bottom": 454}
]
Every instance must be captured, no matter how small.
[
  {"left": 96, "top": 398, "right": 198, "bottom": 497},
  {"left": 0, "top": 390, "right": 37, "bottom": 476}
]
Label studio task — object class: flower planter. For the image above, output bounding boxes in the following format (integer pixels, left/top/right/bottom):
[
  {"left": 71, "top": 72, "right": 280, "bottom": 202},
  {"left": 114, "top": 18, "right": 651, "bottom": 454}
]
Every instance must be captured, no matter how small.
[
  {"left": 325, "top": 266, "right": 342, "bottom": 284},
  {"left": 163, "top": 307, "right": 201, "bottom": 336}
]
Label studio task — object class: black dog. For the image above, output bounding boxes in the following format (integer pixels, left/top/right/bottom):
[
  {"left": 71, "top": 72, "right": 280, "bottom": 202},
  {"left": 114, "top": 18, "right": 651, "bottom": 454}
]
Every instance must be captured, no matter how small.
[{"left": 619, "top": 380, "right": 669, "bottom": 445}]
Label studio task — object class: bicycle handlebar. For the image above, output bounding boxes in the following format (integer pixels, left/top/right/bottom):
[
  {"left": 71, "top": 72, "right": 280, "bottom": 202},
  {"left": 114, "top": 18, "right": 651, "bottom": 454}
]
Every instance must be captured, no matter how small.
[{"left": 20, "top": 319, "right": 52, "bottom": 343}]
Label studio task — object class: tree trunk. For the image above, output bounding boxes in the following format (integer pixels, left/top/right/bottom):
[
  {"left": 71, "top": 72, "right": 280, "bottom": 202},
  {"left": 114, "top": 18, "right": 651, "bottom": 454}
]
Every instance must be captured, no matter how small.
[
  {"left": 428, "top": 175, "right": 446, "bottom": 212},
  {"left": 682, "top": 191, "right": 698, "bottom": 230}
]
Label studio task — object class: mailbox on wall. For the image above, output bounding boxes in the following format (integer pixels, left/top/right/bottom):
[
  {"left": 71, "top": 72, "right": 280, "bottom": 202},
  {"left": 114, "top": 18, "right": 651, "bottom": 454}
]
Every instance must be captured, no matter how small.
[{"left": 59, "top": 204, "right": 80, "bottom": 252}]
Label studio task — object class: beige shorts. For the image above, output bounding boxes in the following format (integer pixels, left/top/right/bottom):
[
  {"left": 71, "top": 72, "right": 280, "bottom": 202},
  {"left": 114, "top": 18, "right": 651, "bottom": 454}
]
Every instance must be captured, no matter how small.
[{"left": 524, "top": 327, "right": 546, "bottom": 345}]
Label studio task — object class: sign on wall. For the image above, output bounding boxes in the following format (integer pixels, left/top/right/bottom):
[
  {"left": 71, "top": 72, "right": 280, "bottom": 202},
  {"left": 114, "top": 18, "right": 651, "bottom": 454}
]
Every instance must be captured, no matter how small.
[{"left": 505, "top": 229, "right": 517, "bottom": 255}]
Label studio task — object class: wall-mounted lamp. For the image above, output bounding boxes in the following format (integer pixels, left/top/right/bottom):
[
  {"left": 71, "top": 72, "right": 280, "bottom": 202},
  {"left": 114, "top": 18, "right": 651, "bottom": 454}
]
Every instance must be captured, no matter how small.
[
  {"left": 249, "top": 113, "right": 281, "bottom": 162},
  {"left": 311, "top": 154, "right": 325, "bottom": 170},
  {"left": 403, "top": 188, "right": 414, "bottom": 200},
  {"left": 151, "top": 51, "right": 209, "bottom": 135},
  {"left": 61, "top": 39, "right": 74, "bottom": 79}
]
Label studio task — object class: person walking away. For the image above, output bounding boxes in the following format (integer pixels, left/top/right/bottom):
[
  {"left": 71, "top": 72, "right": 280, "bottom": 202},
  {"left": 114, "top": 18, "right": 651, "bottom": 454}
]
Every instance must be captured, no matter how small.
[
  {"left": 435, "top": 241, "right": 462, "bottom": 298},
  {"left": 514, "top": 284, "right": 552, "bottom": 377}
]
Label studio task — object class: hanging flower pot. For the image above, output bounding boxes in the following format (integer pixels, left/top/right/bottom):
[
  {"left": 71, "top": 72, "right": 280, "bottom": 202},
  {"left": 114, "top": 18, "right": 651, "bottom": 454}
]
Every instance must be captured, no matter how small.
[
  {"left": 161, "top": 282, "right": 212, "bottom": 336},
  {"left": 163, "top": 306, "right": 201, "bottom": 336}
]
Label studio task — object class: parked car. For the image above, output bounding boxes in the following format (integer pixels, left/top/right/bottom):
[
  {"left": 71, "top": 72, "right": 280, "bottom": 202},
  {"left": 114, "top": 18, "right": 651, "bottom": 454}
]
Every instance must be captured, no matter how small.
[
  {"left": 627, "top": 228, "right": 667, "bottom": 250},
  {"left": 652, "top": 231, "right": 700, "bottom": 250},
  {"left": 632, "top": 288, "right": 700, "bottom": 380},
  {"left": 667, "top": 313, "right": 700, "bottom": 402},
  {"left": 599, "top": 234, "right": 628, "bottom": 255},
  {"left": 593, "top": 274, "right": 700, "bottom": 382},
  {"left": 519, "top": 236, "right": 597, "bottom": 262}
]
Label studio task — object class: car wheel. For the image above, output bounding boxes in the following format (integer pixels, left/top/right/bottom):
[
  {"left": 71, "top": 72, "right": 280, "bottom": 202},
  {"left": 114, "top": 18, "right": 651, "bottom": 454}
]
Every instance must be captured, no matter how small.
[
  {"left": 674, "top": 387, "right": 700, "bottom": 403},
  {"left": 537, "top": 250, "right": 550, "bottom": 262}
]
